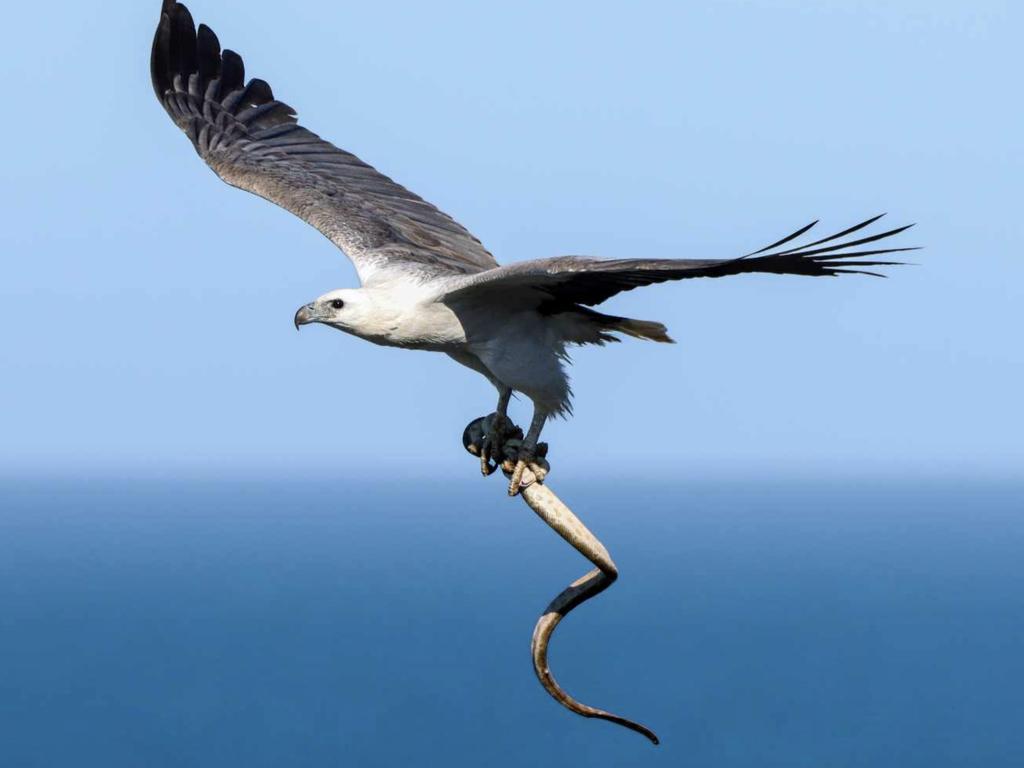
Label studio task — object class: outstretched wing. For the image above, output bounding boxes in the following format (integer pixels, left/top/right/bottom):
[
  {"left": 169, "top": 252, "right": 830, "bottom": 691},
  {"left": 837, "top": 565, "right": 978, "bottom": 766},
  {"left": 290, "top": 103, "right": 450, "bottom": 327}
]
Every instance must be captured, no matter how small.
[
  {"left": 440, "top": 215, "right": 916, "bottom": 307},
  {"left": 151, "top": 1, "right": 498, "bottom": 286}
]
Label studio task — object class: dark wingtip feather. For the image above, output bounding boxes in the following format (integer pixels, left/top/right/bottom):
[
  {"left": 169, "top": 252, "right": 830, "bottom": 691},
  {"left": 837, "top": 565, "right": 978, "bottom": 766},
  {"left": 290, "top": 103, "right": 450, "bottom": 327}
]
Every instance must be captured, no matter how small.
[
  {"left": 196, "top": 23, "right": 222, "bottom": 84},
  {"left": 776, "top": 213, "right": 888, "bottom": 255},
  {"left": 169, "top": 3, "right": 198, "bottom": 79},
  {"left": 152, "top": 2, "right": 255, "bottom": 117},
  {"left": 724, "top": 215, "right": 919, "bottom": 280},
  {"left": 239, "top": 78, "right": 275, "bottom": 108},
  {"left": 150, "top": 11, "right": 172, "bottom": 98},
  {"left": 787, "top": 225, "right": 917, "bottom": 259},
  {"left": 813, "top": 246, "right": 921, "bottom": 260},
  {"left": 743, "top": 219, "right": 819, "bottom": 257},
  {"left": 221, "top": 49, "right": 245, "bottom": 93},
  {"left": 829, "top": 268, "right": 889, "bottom": 278}
]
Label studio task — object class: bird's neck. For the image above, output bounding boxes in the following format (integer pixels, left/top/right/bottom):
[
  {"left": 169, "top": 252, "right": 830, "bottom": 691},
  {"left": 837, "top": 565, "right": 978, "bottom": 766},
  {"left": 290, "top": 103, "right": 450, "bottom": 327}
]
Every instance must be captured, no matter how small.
[{"left": 346, "top": 287, "right": 466, "bottom": 351}]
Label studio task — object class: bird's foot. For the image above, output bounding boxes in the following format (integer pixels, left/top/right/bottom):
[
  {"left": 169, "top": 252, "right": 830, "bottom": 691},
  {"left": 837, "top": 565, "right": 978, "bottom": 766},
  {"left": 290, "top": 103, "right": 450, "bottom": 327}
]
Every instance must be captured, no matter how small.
[
  {"left": 480, "top": 413, "right": 519, "bottom": 476},
  {"left": 505, "top": 442, "right": 549, "bottom": 496},
  {"left": 462, "top": 415, "right": 549, "bottom": 494},
  {"left": 463, "top": 413, "right": 523, "bottom": 476}
]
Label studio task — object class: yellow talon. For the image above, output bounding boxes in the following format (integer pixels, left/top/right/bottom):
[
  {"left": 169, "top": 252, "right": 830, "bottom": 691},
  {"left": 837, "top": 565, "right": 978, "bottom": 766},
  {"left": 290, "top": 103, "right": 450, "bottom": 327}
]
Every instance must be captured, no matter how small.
[{"left": 508, "top": 459, "right": 528, "bottom": 496}]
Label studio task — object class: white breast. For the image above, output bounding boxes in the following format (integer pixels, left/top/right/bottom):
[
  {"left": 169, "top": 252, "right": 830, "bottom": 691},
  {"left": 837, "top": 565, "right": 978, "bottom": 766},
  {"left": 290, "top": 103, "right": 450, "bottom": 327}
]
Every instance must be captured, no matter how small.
[{"left": 356, "top": 287, "right": 467, "bottom": 350}]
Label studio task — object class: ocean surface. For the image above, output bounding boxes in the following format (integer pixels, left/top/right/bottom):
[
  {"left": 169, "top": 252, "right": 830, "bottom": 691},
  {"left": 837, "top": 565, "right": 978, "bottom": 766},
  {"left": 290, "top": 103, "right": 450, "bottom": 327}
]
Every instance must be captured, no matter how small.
[{"left": 1, "top": 476, "right": 1021, "bottom": 767}]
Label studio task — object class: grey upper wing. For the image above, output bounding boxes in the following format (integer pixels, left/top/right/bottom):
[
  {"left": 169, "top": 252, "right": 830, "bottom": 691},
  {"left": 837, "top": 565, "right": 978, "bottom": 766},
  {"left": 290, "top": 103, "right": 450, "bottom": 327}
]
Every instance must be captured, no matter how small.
[
  {"left": 151, "top": 1, "right": 498, "bottom": 286},
  {"left": 440, "top": 216, "right": 916, "bottom": 307}
]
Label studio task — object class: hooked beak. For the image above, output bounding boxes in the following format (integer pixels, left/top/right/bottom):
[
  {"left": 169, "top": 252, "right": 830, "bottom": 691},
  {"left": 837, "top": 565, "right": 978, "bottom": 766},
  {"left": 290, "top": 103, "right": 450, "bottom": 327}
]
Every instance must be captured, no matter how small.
[{"left": 294, "top": 303, "right": 316, "bottom": 330}]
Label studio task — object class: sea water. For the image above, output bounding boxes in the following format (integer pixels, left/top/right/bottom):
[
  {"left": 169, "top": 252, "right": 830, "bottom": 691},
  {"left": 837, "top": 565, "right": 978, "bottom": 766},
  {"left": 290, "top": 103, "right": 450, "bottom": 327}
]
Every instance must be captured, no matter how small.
[{"left": 1, "top": 476, "right": 1021, "bottom": 767}]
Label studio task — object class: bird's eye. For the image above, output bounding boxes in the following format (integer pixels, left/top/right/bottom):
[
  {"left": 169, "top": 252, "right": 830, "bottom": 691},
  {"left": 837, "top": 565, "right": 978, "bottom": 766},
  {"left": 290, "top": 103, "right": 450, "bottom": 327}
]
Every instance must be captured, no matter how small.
[{"left": 330, "top": 299, "right": 345, "bottom": 310}]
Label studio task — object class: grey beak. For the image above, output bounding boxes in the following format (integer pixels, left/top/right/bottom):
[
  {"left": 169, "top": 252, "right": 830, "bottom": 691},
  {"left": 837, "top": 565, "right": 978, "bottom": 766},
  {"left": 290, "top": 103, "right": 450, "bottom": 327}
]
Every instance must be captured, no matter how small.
[{"left": 294, "top": 303, "right": 316, "bottom": 330}]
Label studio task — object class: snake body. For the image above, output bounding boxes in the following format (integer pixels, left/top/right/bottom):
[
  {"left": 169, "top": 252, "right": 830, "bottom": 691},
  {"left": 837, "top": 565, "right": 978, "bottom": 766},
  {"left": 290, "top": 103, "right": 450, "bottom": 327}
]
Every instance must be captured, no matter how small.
[
  {"left": 463, "top": 416, "right": 659, "bottom": 745},
  {"left": 522, "top": 483, "right": 660, "bottom": 745}
]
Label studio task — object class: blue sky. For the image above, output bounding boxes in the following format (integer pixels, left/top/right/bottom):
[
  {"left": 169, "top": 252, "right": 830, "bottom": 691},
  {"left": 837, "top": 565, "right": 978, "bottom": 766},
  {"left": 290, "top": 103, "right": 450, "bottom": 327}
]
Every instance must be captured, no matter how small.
[{"left": 1, "top": 0, "right": 1020, "bottom": 479}]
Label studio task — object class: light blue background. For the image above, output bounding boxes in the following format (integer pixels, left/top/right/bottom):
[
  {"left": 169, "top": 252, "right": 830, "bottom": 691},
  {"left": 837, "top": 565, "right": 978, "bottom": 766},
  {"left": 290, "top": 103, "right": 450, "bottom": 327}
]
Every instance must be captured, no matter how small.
[
  {"left": 1, "top": 0, "right": 1020, "bottom": 479},
  {"left": 1, "top": 3, "right": 1023, "bottom": 766}
]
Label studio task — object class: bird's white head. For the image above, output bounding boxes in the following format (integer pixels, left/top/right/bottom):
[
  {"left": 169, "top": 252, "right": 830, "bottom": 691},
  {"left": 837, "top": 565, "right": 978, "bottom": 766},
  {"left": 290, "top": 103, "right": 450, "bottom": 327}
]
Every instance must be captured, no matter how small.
[
  {"left": 294, "top": 285, "right": 458, "bottom": 349},
  {"left": 293, "top": 288, "right": 375, "bottom": 337}
]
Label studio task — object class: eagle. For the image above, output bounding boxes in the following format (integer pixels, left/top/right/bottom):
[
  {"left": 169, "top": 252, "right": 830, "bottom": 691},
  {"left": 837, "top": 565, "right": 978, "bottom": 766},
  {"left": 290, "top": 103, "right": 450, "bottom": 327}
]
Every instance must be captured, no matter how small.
[{"left": 151, "top": 1, "right": 913, "bottom": 494}]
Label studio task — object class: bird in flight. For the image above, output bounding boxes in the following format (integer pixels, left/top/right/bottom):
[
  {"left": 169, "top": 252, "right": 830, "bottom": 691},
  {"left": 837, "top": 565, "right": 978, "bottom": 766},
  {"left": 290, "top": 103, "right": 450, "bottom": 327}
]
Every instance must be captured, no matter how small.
[{"left": 152, "top": 1, "right": 913, "bottom": 494}]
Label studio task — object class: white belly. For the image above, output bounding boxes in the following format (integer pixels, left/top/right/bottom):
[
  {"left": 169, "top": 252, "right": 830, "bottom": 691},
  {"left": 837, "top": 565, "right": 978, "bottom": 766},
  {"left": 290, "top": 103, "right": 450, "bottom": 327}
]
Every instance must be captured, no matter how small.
[{"left": 465, "top": 312, "right": 572, "bottom": 415}]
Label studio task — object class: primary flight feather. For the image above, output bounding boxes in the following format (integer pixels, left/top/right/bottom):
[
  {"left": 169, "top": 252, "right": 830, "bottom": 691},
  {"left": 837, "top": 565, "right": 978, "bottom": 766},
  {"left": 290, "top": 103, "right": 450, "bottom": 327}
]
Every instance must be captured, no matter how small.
[{"left": 151, "top": 0, "right": 915, "bottom": 494}]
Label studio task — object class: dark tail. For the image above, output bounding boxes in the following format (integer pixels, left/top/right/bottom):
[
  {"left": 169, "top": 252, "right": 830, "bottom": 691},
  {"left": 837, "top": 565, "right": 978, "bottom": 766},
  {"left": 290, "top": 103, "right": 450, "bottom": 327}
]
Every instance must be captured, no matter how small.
[
  {"left": 568, "top": 305, "right": 675, "bottom": 343},
  {"left": 608, "top": 317, "right": 675, "bottom": 343}
]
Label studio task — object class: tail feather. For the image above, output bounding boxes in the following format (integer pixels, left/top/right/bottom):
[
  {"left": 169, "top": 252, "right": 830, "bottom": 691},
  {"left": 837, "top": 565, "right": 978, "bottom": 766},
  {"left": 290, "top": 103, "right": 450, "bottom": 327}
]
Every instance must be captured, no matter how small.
[
  {"left": 612, "top": 317, "right": 675, "bottom": 343},
  {"left": 554, "top": 304, "right": 676, "bottom": 345}
]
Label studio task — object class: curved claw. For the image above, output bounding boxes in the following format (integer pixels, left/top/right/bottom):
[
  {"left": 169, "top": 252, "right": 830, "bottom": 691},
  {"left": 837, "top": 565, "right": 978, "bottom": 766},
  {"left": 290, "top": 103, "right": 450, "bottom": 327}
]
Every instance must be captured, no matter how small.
[
  {"left": 462, "top": 417, "right": 488, "bottom": 456},
  {"left": 479, "top": 432, "right": 497, "bottom": 476},
  {"left": 507, "top": 456, "right": 548, "bottom": 496},
  {"left": 467, "top": 413, "right": 524, "bottom": 482},
  {"left": 508, "top": 458, "right": 529, "bottom": 496},
  {"left": 480, "top": 414, "right": 511, "bottom": 476}
]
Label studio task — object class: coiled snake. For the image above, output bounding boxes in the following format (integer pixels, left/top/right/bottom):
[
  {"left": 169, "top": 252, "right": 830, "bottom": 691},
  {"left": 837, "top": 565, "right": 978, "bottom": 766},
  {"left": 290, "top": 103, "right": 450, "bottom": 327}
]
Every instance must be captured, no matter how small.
[{"left": 463, "top": 415, "right": 659, "bottom": 745}]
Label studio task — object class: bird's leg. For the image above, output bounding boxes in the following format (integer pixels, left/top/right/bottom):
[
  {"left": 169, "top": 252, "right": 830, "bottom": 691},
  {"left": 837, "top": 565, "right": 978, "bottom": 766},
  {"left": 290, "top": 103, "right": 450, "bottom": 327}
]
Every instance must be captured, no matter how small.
[
  {"left": 508, "top": 407, "right": 550, "bottom": 496},
  {"left": 480, "top": 387, "right": 514, "bottom": 476}
]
